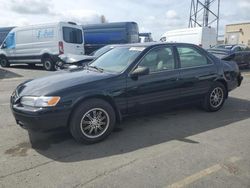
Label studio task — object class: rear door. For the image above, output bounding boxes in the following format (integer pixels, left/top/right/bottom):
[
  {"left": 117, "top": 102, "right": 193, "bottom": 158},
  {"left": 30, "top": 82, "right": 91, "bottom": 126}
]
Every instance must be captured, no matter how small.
[
  {"left": 61, "top": 24, "right": 84, "bottom": 55},
  {"left": 176, "top": 45, "right": 218, "bottom": 99}
]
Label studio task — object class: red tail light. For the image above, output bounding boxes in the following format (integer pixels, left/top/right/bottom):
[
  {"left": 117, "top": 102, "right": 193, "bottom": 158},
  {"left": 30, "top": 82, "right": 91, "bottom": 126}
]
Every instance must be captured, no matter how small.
[{"left": 59, "top": 41, "right": 64, "bottom": 54}]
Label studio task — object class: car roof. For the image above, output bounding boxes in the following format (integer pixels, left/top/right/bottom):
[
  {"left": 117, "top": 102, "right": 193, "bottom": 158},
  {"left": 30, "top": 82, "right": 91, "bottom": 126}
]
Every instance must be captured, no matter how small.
[{"left": 114, "top": 42, "right": 198, "bottom": 48}]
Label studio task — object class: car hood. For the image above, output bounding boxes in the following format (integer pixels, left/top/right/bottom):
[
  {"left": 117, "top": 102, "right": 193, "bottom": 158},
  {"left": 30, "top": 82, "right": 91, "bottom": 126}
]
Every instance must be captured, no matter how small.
[
  {"left": 58, "top": 53, "right": 95, "bottom": 64},
  {"left": 16, "top": 68, "right": 116, "bottom": 96}
]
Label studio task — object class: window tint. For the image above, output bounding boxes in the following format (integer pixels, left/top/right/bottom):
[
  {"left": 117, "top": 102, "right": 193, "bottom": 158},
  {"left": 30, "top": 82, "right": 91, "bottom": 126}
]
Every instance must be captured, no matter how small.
[
  {"left": 63, "top": 27, "right": 83, "bottom": 44},
  {"left": 139, "top": 47, "right": 175, "bottom": 73},
  {"left": 177, "top": 47, "right": 209, "bottom": 68}
]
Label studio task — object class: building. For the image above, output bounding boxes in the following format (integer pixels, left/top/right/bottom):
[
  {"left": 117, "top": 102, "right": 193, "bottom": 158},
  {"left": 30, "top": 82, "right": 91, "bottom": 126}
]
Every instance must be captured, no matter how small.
[{"left": 225, "top": 22, "right": 250, "bottom": 47}]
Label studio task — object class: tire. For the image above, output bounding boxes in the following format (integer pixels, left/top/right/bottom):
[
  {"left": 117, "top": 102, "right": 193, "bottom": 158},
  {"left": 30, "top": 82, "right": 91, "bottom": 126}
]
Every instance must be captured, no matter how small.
[
  {"left": 0, "top": 56, "right": 10, "bottom": 67},
  {"left": 70, "top": 99, "right": 116, "bottom": 144},
  {"left": 42, "top": 57, "right": 55, "bottom": 71},
  {"left": 202, "top": 82, "right": 226, "bottom": 112}
]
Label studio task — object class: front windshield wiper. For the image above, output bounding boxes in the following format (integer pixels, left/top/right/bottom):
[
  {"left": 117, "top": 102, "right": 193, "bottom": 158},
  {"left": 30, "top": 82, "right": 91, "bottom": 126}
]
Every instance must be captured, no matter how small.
[{"left": 86, "top": 65, "right": 104, "bottom": 72}]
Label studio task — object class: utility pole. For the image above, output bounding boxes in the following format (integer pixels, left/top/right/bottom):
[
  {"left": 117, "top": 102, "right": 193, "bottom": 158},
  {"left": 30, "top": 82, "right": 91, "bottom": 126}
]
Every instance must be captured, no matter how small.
[{"left": 188, "top": 0, "right": 220, "bottom": 39}]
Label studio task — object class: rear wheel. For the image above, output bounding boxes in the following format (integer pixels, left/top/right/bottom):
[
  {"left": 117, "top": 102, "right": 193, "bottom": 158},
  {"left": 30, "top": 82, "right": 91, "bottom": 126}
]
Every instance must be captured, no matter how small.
[
  {"left": 43, "top": 57, "right": 55, "bottom": 71},
  {"left": 70, "top": 99, "right": 116, "bottom": 144},
  {"left": 0, "top": 56, "right": 10, "bottom": 67},
  {"left": 202, "top": 82, "right": 226, "bottom": 112}
]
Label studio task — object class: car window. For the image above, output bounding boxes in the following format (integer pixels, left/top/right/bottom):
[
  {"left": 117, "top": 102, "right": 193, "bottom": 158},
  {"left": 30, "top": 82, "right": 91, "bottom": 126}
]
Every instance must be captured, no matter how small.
[
  {"left": 90, "top": 47, "right": 143, "bottom": 73},
  {"left": 139, "top": 47, "right": 175, "bottom": 73},
  {"left": 63, "top": 27, "right": 83, "bottom": 44},
  {"left": 177, "top": 47, "right": 209, "bottom": 68},
  {"left": 4, "top": 32, "right": 15, "bottom": 49},
  {"left": 233, "top": 47, "right": 241, "bottom": 52}
]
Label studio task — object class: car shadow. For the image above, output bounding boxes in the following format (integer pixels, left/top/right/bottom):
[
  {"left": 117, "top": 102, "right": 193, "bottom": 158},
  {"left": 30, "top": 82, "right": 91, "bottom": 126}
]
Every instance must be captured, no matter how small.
[
  {"left": 27, "top": 97, "right": 250, "bottom": 162},
  {"left": 0, "top": 68, "right": 22, "bottom": 79}
]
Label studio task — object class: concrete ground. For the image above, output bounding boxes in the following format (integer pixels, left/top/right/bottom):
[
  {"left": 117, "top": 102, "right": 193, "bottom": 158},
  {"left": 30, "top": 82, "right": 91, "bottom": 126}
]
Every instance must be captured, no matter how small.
[{"left": 0, "top": 65, "right": 250, "bottom": 188}]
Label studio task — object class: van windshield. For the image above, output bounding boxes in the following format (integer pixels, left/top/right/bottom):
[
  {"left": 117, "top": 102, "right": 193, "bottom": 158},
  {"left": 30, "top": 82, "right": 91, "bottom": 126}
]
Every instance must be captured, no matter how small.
[
  {"left": 63, "top": 27, "right": 83, "bottom": 44},
  {"left": 89, "top": 47, "right": 144, "bottom": 73}
]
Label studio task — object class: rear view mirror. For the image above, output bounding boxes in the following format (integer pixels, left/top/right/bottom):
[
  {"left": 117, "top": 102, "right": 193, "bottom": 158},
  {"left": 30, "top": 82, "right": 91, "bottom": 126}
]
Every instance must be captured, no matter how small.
[{"left": 130, "top": 66, "right": 149, "bottom": 78}]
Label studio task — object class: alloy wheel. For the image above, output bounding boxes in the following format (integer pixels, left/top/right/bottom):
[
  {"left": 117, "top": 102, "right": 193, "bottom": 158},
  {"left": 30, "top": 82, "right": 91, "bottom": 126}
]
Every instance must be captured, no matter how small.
[
  {"left": 80, "top": 108, "right": 110, "bottom": 139},
  {"left": 210, "top": 87, "right": 224, "bottom": 108}
]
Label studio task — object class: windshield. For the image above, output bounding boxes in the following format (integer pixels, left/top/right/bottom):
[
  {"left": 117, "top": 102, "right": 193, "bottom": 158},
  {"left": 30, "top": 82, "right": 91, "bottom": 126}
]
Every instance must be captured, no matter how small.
[
  {"left": 212, "top": 45, "right": 233, "bottom": 50},
  {"left": 90, "top": 47, "right": 144, "bottom": 73},
  {"left": 91, "top": 46, "right": 113, "bottom": 57}
]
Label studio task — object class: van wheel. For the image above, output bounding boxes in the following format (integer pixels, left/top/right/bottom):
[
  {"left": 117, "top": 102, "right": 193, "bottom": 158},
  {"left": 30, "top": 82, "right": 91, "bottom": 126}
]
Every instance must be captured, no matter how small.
[
  {"left": 202, "top": 82, "right": 226, "bottom": 112},
  {"left": 0, "top": 57, "right": 10, "bottom": 67},
  {"left": 70, "top": 99, "right": 116, "bottom": 144},
  {"left": 43, "top": 58, "right": 55, "bottom": 71}
]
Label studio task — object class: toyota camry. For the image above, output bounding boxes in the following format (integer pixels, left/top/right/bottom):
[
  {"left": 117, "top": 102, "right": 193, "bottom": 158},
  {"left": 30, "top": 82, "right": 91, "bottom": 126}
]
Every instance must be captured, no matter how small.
[{"left": 11, "top": 43, "right": 243, "bottom": 144}]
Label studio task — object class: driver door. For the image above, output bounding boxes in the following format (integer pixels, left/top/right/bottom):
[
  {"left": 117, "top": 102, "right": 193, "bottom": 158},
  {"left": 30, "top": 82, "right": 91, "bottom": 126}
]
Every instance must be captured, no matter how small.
[{"left": 126, "top": 45, "right": 181, "bottom": 114}]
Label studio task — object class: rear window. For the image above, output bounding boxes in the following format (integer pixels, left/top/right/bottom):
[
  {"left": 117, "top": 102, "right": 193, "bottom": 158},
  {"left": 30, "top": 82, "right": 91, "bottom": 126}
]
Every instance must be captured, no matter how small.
[{"left": 63, "top": 27, "right": 83, "bottom": 44}]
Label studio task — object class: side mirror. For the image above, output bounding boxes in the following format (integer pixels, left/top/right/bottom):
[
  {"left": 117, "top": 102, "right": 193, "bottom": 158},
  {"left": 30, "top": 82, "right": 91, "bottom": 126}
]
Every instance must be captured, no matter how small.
[{"left": 130, "top": 66, "right": 149, "bottom": 78}]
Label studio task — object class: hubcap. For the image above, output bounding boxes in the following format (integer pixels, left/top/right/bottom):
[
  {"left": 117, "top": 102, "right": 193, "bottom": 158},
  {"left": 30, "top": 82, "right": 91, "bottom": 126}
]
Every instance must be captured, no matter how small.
[
  {"left": 210, "top": 87, "right": 224, "bottom": 108},
  {"left": 80, "top": 108, "right": 110, "bottom": 139}
]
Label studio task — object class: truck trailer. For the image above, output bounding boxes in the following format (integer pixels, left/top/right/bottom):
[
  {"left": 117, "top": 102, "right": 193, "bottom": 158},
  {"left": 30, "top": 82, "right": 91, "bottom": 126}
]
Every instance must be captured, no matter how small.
[{"left": 82, "top": 22, "right": 139, "bottom": 54}]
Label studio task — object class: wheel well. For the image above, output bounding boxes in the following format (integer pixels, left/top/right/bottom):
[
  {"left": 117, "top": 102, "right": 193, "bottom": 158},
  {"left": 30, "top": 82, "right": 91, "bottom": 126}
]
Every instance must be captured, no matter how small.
[
  {"left": 0, "top": 54, "right": 6, "bottom": 59},
  {"left": 216, "top": 79, "right": 228, "bottom": 98},
  {"left": 67, "top": 95, "right": 122, "bottom": 127},
  {"left": 41, "top": 53, "right": 51, "bottom": 61}
]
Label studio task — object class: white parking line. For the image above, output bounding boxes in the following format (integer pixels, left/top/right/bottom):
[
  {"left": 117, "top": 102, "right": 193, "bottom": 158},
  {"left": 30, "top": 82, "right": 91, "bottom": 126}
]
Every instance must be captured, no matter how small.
[
  {"left": 0, "top": 77, "right": 25, "bottom": 81},
  {"left": 0, "top": 103, "right": 10, "bottom": 106},
  {"left": 164, "top": 157, "right": 240, "bottom": 188}
]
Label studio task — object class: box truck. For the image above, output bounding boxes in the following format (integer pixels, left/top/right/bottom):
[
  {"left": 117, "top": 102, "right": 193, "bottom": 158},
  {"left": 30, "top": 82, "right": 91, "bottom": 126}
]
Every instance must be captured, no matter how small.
[
  {"left": 160, "top": 27, "right": 217, "bottom": 49},
  {"left": 0, "top": 22, "right": 84, "bottom": 71},
  {"left": 83, "top": 22, "right": 139, "bottom": 54}
]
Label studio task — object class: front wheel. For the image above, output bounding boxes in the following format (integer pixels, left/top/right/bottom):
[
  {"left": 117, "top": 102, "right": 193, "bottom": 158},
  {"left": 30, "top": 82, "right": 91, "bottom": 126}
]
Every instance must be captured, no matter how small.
[
  {"left": 0, "top": 56, "right": 10, "bottom": 67},
  {"left": 70, "top": 99, "right": 116, "bottom": 144},
  {"left": 202, "top": 82, "right": 226, "bottom": 112}
]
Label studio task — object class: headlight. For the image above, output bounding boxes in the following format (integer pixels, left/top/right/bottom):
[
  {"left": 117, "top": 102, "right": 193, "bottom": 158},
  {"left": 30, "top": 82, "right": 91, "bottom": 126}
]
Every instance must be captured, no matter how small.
[{"left": 20, "top": 96, "right": 60, "bottom": 107}]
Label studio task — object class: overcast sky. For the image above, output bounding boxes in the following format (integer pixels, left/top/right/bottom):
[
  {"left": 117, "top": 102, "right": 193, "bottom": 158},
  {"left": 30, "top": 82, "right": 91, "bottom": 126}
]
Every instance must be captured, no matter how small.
[{"left": 0, "top": 0, "right": 250, "bottom": 40}]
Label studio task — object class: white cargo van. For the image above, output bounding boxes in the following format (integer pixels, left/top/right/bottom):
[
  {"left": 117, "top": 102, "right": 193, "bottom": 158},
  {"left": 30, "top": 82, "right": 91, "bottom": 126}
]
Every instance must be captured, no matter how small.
[
  {"left": 160, "top": 27, "right": 217, "bottom": 49},
  {"left": 0, "top": 22, "right": 84, "bottom": 71}
]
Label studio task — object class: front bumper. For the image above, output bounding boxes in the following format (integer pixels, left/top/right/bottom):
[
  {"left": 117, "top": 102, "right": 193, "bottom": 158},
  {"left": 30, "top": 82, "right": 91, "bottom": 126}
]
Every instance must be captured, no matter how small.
[{"left": 11, "top": 104, "right": 70, "bottom": 132}]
